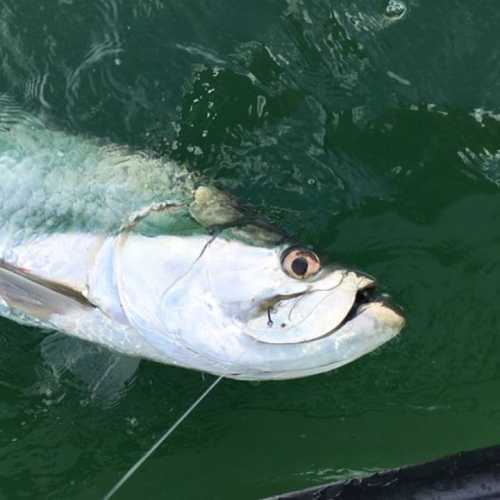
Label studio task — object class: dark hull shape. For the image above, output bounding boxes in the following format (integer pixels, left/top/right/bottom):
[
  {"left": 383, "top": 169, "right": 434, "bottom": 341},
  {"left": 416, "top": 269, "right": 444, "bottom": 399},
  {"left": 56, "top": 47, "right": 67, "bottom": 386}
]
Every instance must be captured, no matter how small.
[{"left": 267, "top": 444, "right": 500, "bottom": 500}]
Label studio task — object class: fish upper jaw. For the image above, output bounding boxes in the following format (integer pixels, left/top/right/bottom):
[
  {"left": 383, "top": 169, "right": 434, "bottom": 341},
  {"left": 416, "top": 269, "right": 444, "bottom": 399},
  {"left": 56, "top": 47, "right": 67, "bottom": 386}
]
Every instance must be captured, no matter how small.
[{"left": 335, "top": 271, "right": 405, "bottom": 334}]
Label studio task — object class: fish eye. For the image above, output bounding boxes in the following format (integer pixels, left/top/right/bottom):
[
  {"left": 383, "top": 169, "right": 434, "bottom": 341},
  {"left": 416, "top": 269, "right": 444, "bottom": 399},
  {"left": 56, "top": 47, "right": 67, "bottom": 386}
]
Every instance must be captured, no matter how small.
[{"left": 281, "top": 247, "right": 320, "bottom": 279}]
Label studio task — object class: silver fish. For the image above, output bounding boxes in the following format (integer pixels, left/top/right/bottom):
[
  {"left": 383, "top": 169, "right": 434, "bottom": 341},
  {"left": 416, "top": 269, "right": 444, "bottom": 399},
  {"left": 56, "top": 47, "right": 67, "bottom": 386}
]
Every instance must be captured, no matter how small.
[{"left": 0, "top": 97, "right": 404, "bottom": 380}]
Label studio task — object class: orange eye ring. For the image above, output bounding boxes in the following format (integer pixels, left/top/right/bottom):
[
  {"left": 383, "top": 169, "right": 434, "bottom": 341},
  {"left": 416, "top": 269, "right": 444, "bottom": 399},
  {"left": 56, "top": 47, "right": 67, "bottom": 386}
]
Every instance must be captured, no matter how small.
[{"left": 281, "top": 247, "right": 321, "bottom": 279}]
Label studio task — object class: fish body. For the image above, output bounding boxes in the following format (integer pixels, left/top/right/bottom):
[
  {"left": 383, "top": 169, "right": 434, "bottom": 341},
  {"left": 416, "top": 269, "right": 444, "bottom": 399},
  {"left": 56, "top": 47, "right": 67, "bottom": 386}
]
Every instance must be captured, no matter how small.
[{"left": 0, "top": 100, "right": 404, "bottom": 380}]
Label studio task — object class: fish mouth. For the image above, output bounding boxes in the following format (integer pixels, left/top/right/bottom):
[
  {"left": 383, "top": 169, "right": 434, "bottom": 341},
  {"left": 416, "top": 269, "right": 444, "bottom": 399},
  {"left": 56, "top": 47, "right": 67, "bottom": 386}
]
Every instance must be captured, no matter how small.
[
  {"left": 336, "top": 281, "right": 405, "bottom": 332},
  {"left": 243, "top": 271, "right": 404, "bottom": 345}
]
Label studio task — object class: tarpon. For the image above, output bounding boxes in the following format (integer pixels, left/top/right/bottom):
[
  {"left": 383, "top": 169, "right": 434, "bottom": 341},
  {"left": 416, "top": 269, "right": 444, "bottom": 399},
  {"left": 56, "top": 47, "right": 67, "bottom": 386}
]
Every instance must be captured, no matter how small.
[{"left": 0, "top": 96, "right": 404, "bottom": 380}]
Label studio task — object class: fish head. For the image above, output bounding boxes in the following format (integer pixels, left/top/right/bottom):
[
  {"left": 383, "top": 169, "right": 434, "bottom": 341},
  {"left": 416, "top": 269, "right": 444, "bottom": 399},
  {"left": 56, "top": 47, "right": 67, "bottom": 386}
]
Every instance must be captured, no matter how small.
[
  {"left": 116, "top": 221, "right": 404, "bottom": 380},
  {"left": 167, "top": 233, "right": 404, "bottom": 378},
  {"left": 114, "top": 187, "right": 404, "bottom": 380}
]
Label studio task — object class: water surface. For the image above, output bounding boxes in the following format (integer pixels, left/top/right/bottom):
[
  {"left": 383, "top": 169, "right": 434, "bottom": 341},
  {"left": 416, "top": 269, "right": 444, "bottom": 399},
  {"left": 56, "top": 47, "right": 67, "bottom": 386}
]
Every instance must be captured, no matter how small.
[{"left": 1, "top": 1, "right": 500, "bottom": 498}]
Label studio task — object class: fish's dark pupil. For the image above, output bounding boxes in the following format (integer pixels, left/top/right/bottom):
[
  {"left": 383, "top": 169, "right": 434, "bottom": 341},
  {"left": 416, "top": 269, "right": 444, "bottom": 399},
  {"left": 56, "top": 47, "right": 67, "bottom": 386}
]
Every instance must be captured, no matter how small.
[{"left": 292, "top": 257, "right": 308, "bottom": 276}]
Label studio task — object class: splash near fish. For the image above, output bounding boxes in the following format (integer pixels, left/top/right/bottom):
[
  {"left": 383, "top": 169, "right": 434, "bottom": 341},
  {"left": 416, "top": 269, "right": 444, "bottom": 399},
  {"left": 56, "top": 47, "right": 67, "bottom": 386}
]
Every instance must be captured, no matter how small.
[{"left": 0, "top": 95, "right": 404, "bottom": 380}]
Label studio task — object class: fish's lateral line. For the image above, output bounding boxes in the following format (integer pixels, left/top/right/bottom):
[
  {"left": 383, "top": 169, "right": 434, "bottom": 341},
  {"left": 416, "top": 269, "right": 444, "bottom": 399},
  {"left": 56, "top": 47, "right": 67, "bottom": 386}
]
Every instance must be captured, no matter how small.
[{"left": 103, "top": 375, "right": 223, "bottom": 500}]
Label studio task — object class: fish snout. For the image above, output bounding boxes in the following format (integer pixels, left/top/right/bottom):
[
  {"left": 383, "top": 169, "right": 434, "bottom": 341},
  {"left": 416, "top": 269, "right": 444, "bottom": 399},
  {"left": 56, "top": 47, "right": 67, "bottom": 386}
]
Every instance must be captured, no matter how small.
[
  {"left": 349, "top": 271, "right": 405, "bottom": 331},
  {"left": 367, "top": 301, "right": 406, "bottom": 330}
]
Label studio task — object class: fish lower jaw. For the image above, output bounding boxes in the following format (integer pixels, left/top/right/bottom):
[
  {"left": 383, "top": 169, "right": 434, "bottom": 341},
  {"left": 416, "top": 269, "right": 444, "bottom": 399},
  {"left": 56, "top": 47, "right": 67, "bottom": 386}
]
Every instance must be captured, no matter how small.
[{"left": 357, "top": 301, "right": 406, "bottom": 330}]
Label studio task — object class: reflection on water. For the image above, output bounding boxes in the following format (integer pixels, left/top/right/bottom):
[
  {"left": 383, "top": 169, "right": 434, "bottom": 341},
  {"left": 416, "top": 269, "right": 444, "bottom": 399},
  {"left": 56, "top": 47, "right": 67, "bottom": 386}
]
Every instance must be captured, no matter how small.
[{"left": 1, "top": 1, "right": 500, "bottom": 498}]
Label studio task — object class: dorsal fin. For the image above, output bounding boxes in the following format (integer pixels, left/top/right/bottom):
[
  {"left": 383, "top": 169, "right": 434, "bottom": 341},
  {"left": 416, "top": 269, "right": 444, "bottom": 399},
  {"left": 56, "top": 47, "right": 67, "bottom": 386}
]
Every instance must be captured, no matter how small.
[{"left": 189, "top": 186, "right": 243, "bottom": 227}]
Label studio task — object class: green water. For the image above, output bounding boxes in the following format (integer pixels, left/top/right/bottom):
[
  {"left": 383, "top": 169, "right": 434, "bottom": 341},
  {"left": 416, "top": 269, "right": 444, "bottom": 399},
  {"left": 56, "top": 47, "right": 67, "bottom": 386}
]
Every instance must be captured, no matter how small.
[{"left": 1, "top": 1, "right": 500, "bottom": 498}]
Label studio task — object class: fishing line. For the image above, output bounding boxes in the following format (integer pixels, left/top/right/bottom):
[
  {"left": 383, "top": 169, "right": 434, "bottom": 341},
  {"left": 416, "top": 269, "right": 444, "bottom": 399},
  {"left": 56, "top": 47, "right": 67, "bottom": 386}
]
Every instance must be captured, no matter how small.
[{"left": 103, "top": 375, "right": 223, "bottom": 500}]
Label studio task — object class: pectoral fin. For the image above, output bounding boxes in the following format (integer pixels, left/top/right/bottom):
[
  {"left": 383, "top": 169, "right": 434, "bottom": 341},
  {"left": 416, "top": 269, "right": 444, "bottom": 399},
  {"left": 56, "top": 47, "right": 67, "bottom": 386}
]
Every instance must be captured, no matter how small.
[
  {"left": 41, "top": 333, "right": 140, "bottom": 405},
  {"left": 0, "top": 260, "right": 94, "bottom": 322}
]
